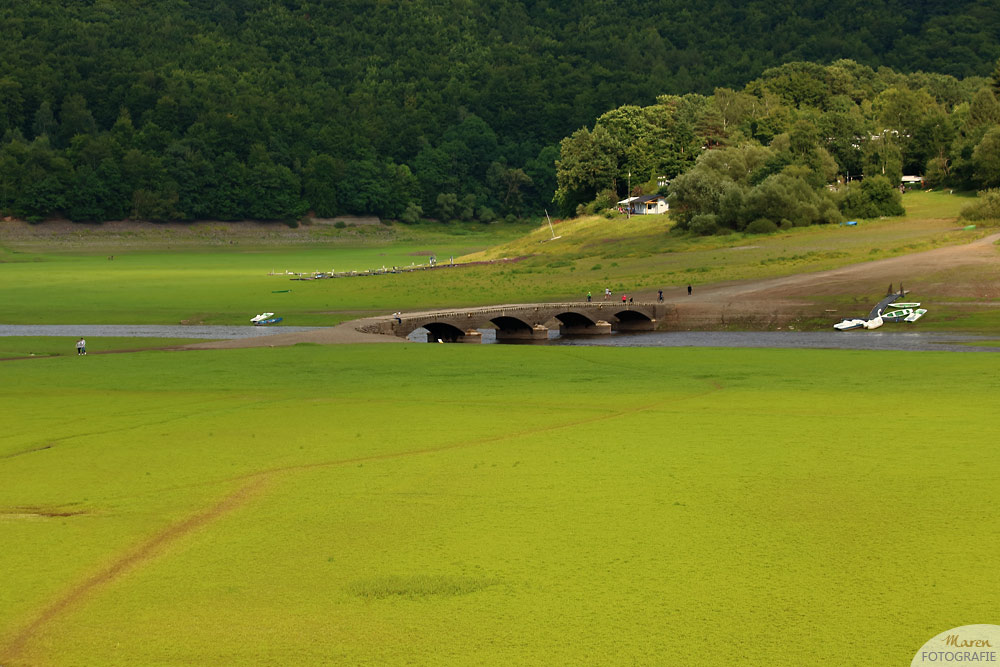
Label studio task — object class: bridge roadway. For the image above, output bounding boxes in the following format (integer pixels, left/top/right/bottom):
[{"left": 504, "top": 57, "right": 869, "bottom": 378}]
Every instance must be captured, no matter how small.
[{"left": 361, "top": 301, "right": 673, "bottom": 342}]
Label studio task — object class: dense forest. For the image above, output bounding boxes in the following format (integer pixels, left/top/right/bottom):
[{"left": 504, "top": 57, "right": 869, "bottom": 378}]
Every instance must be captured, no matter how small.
[
  {"left": 1, "top": 0, "right": 999, "bottom": 223},
  {"left": 556, "top": 59, "right": 1000, "bottom": 233}
]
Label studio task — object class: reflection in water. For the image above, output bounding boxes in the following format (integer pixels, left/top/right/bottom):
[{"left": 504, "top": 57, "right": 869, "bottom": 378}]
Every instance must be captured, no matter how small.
[{"left": 407, "top": 327, "right": 998, "bottom": 352}]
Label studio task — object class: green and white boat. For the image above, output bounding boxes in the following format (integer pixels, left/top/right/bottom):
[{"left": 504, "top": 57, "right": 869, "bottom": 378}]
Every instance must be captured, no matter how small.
[{"left": 881, "top": 308, "right": 914, "bottom": 321}]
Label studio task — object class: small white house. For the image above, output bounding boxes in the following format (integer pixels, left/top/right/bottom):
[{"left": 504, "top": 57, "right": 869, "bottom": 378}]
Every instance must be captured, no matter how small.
[{"left": 618, "top": 194, "right": 669, "bottom": 215}]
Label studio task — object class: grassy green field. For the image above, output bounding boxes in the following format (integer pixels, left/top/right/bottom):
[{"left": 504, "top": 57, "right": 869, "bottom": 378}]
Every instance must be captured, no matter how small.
[
  {"left": 0, "top": 227, "right": 525, "bottom": 325},
  {"left": 2, "top": 192, "right": 998, "bottom": 664},
  {"left": 1, "top": 191, "right": 995, "bottom": 327},
  {"left": 2, "top": 344, "right": 998, "bottom": 665}
]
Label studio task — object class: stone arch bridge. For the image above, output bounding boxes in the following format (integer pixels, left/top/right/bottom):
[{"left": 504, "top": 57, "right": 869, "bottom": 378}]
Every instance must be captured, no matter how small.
[{"left": 365, "top": 302, "right": 672, "bottom": 342}]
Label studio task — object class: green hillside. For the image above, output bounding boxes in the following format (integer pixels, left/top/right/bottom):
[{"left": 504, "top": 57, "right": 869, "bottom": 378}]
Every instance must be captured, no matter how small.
[{"left": 1, "top": 1, "right": 999, "bottom": 223}]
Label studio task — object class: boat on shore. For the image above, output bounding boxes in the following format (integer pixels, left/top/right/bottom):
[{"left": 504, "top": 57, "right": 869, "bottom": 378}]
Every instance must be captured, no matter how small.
[
  {"left": 833, "top": 290, "right": 927, "bottom": 330},
  {"left": 250, "top": 312, "right": 283, "bottom": 325}
]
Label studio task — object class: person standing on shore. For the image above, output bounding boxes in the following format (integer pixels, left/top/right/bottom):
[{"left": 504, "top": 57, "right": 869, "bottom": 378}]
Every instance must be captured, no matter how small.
[
  {"left": 687, "top": 284, "right": 692, "bottom": 296},
  {"left": 76, "top": 338, "right": 86, "bottom": 355}
]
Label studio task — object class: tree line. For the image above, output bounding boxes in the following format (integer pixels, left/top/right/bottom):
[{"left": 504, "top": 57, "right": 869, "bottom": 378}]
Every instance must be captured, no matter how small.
[
  {"left": 556, "top": 59, "right": 1000, "bottom": 232},
  {"left": 0, "top": 1, "right": 998, "bottom": 223}
]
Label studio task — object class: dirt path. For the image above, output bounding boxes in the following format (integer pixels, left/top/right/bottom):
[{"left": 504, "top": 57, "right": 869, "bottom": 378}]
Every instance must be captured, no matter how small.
[{"left": 660, "top": 231, "right": 1000, "bottom": 327}]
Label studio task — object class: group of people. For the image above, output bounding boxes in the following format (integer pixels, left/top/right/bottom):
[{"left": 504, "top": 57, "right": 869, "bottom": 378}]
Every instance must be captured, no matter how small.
[{"left": 588, "top": 285, "right": 692, "bottom": 303}]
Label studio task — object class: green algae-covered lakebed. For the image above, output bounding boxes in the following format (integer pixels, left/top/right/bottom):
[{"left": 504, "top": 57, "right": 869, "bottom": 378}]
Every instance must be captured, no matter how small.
[{"left": 2, "top": 344, "right": 997, "bottom": 665}]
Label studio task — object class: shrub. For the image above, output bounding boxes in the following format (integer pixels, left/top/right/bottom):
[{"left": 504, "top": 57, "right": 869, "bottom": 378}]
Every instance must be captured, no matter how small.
[
  {"left": 593, "top": 188, "right": 618, "bottom": 212},
  {"left": 839, "top": 176, "right": 904, "bottom": 218},
  {"left": 400, "top": 202, "right": 423, "bottom": 223},
  {"left": 745, "top": 218, "right": 778, "bottom": 234},
  {"left": 860, "top": 176, "right": 904, "bottom": 216},
  {"left": 689, "top": 213, "right": 718, "bottom": 236},
  {"left": 334, "top": 220, "right": 347, "bottom": 229},
  {"left": 960, "top": 189, "right": 1000, "bottom": 221}
]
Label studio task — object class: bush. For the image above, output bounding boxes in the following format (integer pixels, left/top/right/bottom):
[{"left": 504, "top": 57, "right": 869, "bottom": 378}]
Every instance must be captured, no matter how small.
[
  {"left": 334, "top": 220, "right": 347, "bottom": 229},
  {"left": 477, "top": 206, "right": 496, "bottom": 223},
  {"left": 400, "top": 202, "right": 423, "bottom": 223},
  {"left": 689, "top": 213, "right": 718, "bottom": 236},
  {"left": 839, "top": 176, "right": 904, "bottom": 218},
  {"left": 593, "top": 188, "right": 618, "bottom": 212},
  {"left": 860, "top": 176, "right": 904, "bottom": 216},
  {"left": 960, "top": 189, "right": 1000, "bottom": 221},
  {"left": 745, "top": 218, "right": 778, "bottom": 234}
]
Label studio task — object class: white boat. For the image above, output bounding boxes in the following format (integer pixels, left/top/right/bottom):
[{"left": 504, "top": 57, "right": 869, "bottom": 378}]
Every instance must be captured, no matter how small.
[
  {"left": 833, "top": 290, "right": 927, "bottom": 330},
  {"left": 834, "top": 318, "right": 867, "bottom": 330},
  {"left": 250, "top": 312, "right": 275, "bottom": 323}
]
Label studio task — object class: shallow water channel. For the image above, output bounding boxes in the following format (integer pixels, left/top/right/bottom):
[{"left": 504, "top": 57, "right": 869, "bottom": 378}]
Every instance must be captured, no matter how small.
[
  {"left": 409, "top": 328, "right": 1000, "bottom": 353},
  {"left": 2, "top": 324, "right": 996, "bottom": 352}
]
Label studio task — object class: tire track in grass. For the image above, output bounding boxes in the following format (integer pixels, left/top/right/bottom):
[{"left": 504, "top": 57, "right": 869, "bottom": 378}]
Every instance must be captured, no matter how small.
[
  {"left": 1, "top": 477, "right": 269, "bottom": 664},
  {"left": 1, "top": 379, "right": 724, "bottom": 662}
]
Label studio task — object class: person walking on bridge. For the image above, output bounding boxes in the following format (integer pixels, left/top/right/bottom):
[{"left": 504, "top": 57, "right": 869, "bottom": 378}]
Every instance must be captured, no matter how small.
[
  {"left": 622, "top": 293, "right": 627, "bottom": 305},
  {"left": 587, "top": 291, "right": 592, "bottom": 302}
]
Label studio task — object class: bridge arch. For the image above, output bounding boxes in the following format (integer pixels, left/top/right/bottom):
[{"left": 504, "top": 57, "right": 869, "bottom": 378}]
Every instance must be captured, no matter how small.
[
  {"left": 489, "top": 315, "right": 547, "bottom": 341},
  {"left": 552, "top": 311, "right": 596, "bottom": 327},
  {"left": 490, "top": 315, "right": 535, "bottom": 333},
  {"left": 420, "top": 322, "right": 467, "bottom": 342},
  {"left": 612, "top": 309, "right": 656, "bottom": 331}
]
